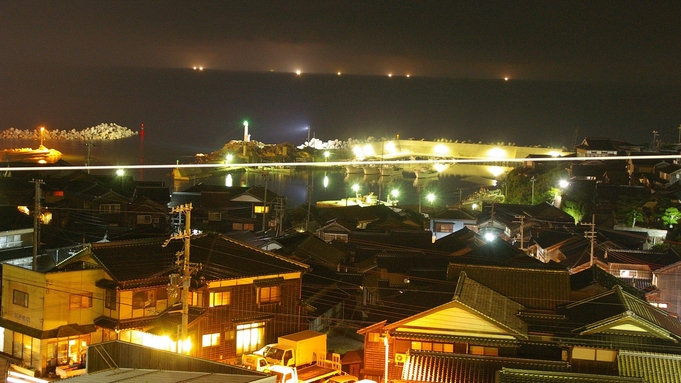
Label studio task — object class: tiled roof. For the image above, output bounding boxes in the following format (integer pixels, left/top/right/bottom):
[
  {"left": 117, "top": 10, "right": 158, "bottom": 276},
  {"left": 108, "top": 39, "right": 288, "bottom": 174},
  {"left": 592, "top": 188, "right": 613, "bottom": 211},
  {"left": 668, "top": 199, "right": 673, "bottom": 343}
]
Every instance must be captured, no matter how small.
[
  {"left": 446, "top": 265, "right": 571, "bottom": 310},
  {"left": 576, "top": 137, "right": 619, "bottom": 151},
  {"left": 401, "top": 351, "right": 569, "bottom": 383},
  {"left": 376, "top": 252, "right": 451, "bottom": 275},
  {"left": 89, "top": 233, "right": 308, "bottom": 284},
  {"left": 384, "top": 272, "right": 527, "bottom": 339},
  {"left": 497, "top": 367, "right": 645, "bottom": 382},
  {"left": 604, "top": 248, "right": 681, "bottom": 270},
  {"left": 618, "top": 350, "right": 681, "bottom": 383},
  {"left": 454, "top": 272, "right": 528, "bottom": 337},
  {"left": 294, "top": 235, "right": 346, "bottom": 267},
  {"left": 570, "top": 266, "right": 646, "bottom": 300},
  {"left": 561, "top": 286, "right": 681, "bottom": 341}
]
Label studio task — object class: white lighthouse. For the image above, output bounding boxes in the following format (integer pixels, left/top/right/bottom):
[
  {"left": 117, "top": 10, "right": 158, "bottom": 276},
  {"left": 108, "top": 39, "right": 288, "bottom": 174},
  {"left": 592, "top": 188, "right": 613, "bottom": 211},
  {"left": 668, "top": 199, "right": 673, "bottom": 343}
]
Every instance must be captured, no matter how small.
[{"left": 243, "top": 120, "right": 250, "bottom": 142}]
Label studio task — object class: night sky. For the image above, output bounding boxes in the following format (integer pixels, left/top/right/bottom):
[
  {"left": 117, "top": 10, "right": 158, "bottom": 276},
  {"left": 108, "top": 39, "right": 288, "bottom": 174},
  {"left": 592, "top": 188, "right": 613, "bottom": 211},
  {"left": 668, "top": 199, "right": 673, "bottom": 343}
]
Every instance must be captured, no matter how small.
[{"left": 2, "top": 1, "right": 681, "bottom": 150}]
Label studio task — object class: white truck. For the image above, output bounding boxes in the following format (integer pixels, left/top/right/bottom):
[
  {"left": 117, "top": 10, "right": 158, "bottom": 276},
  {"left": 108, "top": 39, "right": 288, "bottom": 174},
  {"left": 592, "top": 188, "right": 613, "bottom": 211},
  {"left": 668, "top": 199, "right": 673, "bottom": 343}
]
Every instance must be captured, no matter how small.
[
  {"left": 242, "top": 330, "right": 342, "bottom": 382},
  {"left": 267, "top": 353, "right": 342, "bottom": 383},
  {"left": 264, "top": 330, "right": 328, "bottom": 367}
]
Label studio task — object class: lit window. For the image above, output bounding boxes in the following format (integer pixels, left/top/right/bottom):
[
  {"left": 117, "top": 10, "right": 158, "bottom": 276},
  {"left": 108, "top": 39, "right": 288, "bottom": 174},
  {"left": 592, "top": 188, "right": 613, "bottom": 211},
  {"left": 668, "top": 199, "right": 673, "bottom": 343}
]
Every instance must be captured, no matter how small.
[
  {"left": 254, "top": 206, "right": 269, "bottom": 214},
  {"left": 259, "top": 286, "right": 281, "bottom": 304},
  {"left": 435, "top": 223, "right": 454, "bottom": 233},
  {"left": 209, "top": 291, "right": 231, "bottom": 307},
  {"left": 99, "top": 204, "right": 121, "bottom": 214},
  {"left": 208, "top": 212, "right": 222, "bottom": 221},
  {"left": 70, "top": 293, "right": 93, "bottom": 309},
  {"left": 236, "top": 322, "right": 265, "bottom": 355},
  {"left": 13, "top": 290, "right": 28, "bottom": 308},
  {"left": 202, "top": 333, "right": 220, "bottom": 347}
]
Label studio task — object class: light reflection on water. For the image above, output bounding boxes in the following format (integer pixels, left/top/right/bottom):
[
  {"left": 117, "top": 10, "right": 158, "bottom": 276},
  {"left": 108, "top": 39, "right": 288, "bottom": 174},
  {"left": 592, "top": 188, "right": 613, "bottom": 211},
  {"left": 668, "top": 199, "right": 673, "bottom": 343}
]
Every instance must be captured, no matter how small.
[{"left": 2, "top": 137, "right": 511, "bottom": 208}]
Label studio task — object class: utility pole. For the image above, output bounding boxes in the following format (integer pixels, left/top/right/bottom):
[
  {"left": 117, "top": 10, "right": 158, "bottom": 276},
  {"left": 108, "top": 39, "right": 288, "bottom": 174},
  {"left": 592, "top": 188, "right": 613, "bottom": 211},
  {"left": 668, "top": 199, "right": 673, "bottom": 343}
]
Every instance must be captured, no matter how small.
[
  {"left": 581, "top": 214, "right": 596, "bottom": 267},
  {"left": 274, "top": 196, "right": 286, "bottom": 237},
  {"left": 31, "top": 179, "right": 43, "bottom": 271},
  {"left": 262, "top": 172, "right": 269, "bottom": 232},
  {"left": 305, "top": 172, "right": 313, "bottom": 231},
  {"left": 163, "top": 203, "right": 193, "bottom": 353},
  {"left": 514, "top": 214, "right": 525, "bottom": 251},
  {"left": 85, "top": 143, "right": 94, "bottom": 174},
  {"left": 530, "top": 176, "right": 536, "bottom": 205}
]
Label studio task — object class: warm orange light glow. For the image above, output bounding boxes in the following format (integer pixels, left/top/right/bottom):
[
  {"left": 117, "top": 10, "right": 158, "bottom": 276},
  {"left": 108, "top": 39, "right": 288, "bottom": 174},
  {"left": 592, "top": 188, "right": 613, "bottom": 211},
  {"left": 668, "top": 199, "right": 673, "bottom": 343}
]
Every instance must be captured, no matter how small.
[{"left": 296, "top": 69, "right": 302, "bottom": 75}]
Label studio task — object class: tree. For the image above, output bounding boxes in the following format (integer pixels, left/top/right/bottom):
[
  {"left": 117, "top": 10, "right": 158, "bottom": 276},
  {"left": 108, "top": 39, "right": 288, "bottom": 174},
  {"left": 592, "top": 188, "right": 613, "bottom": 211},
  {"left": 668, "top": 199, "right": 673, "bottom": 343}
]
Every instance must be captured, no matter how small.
[
  {"left": 662, "top": 207, "right": 681, "bottom": 228},
  {"left": 616, "top": 195, "right": 644, "bottom": 228}
]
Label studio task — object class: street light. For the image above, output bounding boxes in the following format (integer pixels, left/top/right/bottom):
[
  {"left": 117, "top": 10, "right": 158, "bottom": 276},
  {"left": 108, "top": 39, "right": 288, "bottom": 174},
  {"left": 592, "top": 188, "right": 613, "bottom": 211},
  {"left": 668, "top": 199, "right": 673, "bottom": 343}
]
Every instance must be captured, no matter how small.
[
  {"left": 427, "top": 193, "right": 435, "bottom": 212},
  {"left": 324, "top": 151, "right": 330, "bottom": 162},
  {"left": 352, "top": 184, "right": 360, "bottom": 199},
  {"left": 39, "top": 126, "right": 45, "bottom": 147}
]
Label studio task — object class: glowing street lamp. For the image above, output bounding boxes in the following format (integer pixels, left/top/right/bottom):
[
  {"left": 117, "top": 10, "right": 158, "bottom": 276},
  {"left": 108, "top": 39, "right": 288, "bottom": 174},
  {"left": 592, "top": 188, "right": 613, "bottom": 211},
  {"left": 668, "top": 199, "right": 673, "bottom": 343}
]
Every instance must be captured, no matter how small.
[
  {"left": 427, "top": 193, "right": 435, "bottom": 207},
  {"left": 323, "top": 174, "right": 329, "bottom": 188},
  {"left": 324, "top": 151, "right": 330, "bottom": 162},
  {"left": 352, "top": 184, "right": 360, "bottom": 199},
  {"left": 39, "top": 126, "right": 45, "bottom": 147},
  {"left": 116, "top": 169, "right": 125, "bottom": 177},
  {"left": 225, "top": 154, "right": 233, "bottom": 164},
  {"left": 559, "top": 179, "right": 569, "bottom": 189}
]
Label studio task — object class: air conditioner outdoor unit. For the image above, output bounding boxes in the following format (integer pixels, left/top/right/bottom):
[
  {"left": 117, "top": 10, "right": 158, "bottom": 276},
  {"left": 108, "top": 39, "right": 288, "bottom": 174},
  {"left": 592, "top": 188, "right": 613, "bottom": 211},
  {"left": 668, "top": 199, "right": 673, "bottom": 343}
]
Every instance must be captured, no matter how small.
[{"left": 395, "top": 353, "right": 407, "bottom": 364}]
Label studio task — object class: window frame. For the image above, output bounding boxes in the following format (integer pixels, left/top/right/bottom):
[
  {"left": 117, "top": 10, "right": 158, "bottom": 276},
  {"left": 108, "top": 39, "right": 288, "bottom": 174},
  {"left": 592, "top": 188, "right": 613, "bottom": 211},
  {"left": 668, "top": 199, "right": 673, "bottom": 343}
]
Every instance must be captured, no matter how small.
[
  {"left": 70, "top": 293, "right": 93, "bottom": 310},
  {"left": 258, "top": 285, "right": 281, "bottom": 304},
  {"left": 13, "top": 290, "right": 29, "bottom": 308},
  {"left": 209, "top": 290, "right": 231, "bottom": 307}
]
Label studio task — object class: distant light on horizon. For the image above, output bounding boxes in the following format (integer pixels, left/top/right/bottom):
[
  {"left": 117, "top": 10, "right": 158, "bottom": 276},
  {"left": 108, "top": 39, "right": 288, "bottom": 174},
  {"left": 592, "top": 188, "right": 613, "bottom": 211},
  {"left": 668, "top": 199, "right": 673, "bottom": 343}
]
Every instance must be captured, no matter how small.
[
  {"left": 337, "top": 72, "right": 341, "bottom": 76},
  {"left": 388, "top": 73, "right": 392, "bottom": 77},
  {"left": 296, "top": 69, "right": 302, "bottom": 75}
]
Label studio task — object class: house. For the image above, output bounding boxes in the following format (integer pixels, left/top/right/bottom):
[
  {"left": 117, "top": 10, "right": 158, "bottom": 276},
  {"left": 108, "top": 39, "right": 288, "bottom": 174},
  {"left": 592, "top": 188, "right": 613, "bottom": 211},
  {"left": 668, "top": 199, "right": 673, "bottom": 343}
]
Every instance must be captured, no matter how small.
[
  {"left": 575, "top": 137, "right": 620, "bottom": 157},
  {"left": 476, "top": 202, "right": 575, "bottom": 247},
  {"left": 429, "top": 208, "right": 477, "bottom": 241},
  {"left": 317, "top": 218, "right": 354, "bottom": 243},
  {"left": 652, "top": 260, "right": 681, "bottom": 318},
  {"left": 357, "top": 271, "right": 681, "bottom": 383},
  {"left": 0, "top": 232, "right": 309, "bottom": 377},
  {"left": 0, "top": 261, "right": 104, "bottom": 377},
  {"left": 87, "top": 233, "right": 309, "bottom": 363}
]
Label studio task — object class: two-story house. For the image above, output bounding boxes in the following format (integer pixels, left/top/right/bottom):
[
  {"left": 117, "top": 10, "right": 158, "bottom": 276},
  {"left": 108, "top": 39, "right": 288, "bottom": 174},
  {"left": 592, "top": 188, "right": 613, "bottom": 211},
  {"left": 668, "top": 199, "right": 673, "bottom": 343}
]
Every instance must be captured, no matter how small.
[
  {"left": 0, "top": 232, "right": 309, "bottom": 377},
  {"left": 0, "top": 261, "right": 105, "bottom": 377},
  {"left": 87, "top": 233, "right": 308, "bottom": 363}
]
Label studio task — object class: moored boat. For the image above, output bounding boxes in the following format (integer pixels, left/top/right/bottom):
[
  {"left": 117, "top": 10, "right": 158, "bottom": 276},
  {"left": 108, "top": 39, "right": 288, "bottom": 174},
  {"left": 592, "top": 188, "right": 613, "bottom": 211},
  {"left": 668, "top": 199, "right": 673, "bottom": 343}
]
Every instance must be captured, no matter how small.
[
  {"left": 363, "top": 165, "right": 381, "bottom": 175},
  {"left": 2, "top": 145, "right": 62, "bottom": 164},
  {"left": 345, "top": 164, "right": 363, "bottom": 174},
  {"left": 380, "top": 165, "right": 403, "bottom": 177},
  {"left": 414, "top": 167, "right": 439, "bottom": 179}
]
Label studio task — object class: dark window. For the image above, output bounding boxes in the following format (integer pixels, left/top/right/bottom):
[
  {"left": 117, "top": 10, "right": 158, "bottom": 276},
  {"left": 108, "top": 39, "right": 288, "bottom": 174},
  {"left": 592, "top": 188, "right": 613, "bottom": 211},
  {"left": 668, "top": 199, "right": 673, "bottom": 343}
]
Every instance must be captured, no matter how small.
[{"left": 13, "top": 290, "right": 28, "bottom": 307}]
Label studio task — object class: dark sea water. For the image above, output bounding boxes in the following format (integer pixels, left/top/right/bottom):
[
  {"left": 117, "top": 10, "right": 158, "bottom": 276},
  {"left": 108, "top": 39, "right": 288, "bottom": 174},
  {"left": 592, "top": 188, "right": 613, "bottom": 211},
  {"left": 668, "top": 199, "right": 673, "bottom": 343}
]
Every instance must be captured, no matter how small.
[{"left": 2, "top": 65, "right": 681, "bottom": 206}]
